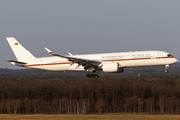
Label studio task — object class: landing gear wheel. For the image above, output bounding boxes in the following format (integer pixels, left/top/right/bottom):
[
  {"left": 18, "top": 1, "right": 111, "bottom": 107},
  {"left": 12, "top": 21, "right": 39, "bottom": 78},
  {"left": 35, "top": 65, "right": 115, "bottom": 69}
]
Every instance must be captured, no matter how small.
[
  {"left": 94, "top": 75, "right": 99, "bottom": 79},
  {"left": 86, "top": 74, "right": 90, "bottom": 78},
  {"left": 92, "top": 75, "right": 95, "bottom": 78},
  {"left": 86, "top": 73, "right": 99, "bottom": 79}
]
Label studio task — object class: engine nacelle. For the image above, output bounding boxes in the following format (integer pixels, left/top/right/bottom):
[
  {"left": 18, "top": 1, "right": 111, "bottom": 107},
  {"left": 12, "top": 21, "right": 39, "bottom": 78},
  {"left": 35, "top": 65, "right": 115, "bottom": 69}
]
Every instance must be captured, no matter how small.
[{"left": 102, "top": 62, "right": 123, "bottom": 73}]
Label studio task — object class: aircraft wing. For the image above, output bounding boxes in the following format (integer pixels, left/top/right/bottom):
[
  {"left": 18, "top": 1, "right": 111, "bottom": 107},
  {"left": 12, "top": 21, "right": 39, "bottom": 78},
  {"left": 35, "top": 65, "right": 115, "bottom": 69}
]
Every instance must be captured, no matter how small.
[{"left": 44, "top": 47, "right": 102, "bottom": 69}]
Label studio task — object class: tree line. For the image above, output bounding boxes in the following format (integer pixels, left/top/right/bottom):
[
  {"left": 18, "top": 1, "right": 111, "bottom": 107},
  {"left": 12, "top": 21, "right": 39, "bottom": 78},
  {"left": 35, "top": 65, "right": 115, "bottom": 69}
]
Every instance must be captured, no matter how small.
[{"left": 0, "top": 75, "right": 180, "bottom": 114}]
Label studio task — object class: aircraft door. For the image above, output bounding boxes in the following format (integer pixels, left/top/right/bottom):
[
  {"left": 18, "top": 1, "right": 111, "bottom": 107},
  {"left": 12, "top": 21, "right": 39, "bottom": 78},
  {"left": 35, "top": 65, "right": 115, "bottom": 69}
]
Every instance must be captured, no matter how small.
[
  {"left": 155, "top": 53, "right": 162, "bottom": 65},
  {"left": 126, "top": 55, "right": 131, "bottom": 67},
  {"left": 40, "top": 60, "right": 44, "bottom": 66},
  {"left": 126, "top": 55, "right": 130, "bottom": 61},
  {"left": 150, "top": 55, "right": 156, "bottom": 65},
  {"left": 157, "top": 53, "right": 161, "bottom": 59}
]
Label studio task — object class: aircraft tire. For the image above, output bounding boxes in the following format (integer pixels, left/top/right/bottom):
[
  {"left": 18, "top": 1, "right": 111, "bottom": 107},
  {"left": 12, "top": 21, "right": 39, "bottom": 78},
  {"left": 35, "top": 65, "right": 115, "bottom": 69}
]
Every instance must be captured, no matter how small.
[
  {"left": 86, "top": 74, "right": 90, "bottom": 78},
  {"left": 86, "top": 74, "right": 99, "bottom": 79},
  {"left": 95, "top": 75, "right": 99, "bottom": 79}
]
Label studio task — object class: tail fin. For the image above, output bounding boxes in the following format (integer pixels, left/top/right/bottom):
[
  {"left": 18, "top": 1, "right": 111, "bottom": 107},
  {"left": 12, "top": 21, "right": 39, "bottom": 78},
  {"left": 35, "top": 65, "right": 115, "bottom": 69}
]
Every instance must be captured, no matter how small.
[{"left": 6, "top": 37, "right": 36, "bottom": 61}]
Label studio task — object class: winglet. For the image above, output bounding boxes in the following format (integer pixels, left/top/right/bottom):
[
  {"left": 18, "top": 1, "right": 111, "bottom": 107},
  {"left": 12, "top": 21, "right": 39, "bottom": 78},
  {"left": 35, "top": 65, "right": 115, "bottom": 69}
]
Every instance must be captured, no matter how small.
[{"left": 44, "top": 47, "right": 55, "bottom": 55}]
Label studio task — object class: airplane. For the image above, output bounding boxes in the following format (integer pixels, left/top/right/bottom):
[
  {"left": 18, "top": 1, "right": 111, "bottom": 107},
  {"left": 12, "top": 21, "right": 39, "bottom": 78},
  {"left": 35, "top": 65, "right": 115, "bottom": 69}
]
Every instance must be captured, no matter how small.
[{"left": 5, "top": 37, "right": 178, "bottom": 78}]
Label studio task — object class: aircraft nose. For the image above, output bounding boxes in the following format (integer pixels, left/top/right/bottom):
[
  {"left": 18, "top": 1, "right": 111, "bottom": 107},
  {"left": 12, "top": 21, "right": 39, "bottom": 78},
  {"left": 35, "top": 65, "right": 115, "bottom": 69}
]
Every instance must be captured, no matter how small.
[{"left": 174, "top": 58, "right": 178, "bottom": 63}]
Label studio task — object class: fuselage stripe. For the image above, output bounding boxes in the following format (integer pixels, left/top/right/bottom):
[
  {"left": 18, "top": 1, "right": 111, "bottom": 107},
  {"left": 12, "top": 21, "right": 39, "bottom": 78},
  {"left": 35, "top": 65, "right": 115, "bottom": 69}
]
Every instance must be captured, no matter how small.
[{"left": 24, "top": 57, "right": 174, "bottom": 67}]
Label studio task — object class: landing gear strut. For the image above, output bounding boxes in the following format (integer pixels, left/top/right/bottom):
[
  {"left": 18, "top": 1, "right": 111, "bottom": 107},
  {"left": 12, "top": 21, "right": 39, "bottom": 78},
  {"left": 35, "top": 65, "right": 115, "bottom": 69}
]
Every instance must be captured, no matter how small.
[
  {"left": 165, "top": 65, "right": 169, "bottom": 73},
  {"left": 86, "top": 73, "right": 99, "bottom": 78}
]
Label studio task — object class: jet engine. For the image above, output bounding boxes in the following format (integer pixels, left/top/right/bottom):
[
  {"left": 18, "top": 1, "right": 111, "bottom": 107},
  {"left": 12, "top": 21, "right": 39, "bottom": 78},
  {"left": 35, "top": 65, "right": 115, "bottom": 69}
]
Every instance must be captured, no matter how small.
[{"left": 102, "top": 62, "right": 123, "bottom": 73}]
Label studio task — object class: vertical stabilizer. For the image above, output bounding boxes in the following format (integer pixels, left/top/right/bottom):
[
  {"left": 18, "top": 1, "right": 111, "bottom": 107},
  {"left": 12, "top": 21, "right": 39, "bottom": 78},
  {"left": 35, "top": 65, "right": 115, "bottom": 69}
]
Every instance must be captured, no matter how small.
[{"left": 6, "top": 37, "right": 36, "bottom": 61}]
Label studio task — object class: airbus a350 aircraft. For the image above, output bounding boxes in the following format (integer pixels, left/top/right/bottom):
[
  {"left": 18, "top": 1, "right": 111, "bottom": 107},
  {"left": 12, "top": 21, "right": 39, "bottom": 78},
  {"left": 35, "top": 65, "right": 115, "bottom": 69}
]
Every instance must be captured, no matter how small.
[{"left": 6, "top": 37, "right": 177, "bottom": 78}]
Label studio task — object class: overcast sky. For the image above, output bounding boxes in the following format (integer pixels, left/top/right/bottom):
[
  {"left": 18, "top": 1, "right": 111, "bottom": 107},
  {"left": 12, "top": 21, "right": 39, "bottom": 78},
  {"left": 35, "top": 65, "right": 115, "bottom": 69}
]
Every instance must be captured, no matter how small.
[{"left": 0, "top": 0, "right": 180, "bottom": 69}]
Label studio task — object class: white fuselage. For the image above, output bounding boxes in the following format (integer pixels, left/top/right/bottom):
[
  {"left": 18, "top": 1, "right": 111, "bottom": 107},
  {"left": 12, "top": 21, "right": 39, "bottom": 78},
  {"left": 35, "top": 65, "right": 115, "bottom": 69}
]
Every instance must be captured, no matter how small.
[{"left": 18, "top": 51, "right": 177, "bottom": 72}]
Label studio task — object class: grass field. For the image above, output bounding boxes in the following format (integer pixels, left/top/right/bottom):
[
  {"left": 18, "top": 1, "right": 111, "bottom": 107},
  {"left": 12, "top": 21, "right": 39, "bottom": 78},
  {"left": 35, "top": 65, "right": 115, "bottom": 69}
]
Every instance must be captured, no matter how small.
[{"left": 0, "top": 114, "right": 180, "bottom": 120}]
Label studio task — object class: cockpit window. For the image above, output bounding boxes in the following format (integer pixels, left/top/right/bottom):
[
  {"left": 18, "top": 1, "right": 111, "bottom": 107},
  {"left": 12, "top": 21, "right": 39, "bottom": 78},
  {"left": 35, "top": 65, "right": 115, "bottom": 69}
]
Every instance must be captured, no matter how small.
[{"left": 167, "top": 54, "right": 173, "bottom": 57}]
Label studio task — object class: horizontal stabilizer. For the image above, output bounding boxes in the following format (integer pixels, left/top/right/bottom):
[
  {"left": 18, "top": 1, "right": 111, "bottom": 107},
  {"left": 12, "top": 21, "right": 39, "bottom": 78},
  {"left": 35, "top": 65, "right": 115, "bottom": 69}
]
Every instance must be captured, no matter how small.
[{"left": 5, "top": 59, "right": 27, "bottom": 64}]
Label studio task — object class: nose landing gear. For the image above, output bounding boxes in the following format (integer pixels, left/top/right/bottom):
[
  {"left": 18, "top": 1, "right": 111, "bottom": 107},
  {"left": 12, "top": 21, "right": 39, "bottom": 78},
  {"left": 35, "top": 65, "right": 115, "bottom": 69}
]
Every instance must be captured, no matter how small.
[{"left": 165, "top": 65, "right": 169, "bottom": 73}]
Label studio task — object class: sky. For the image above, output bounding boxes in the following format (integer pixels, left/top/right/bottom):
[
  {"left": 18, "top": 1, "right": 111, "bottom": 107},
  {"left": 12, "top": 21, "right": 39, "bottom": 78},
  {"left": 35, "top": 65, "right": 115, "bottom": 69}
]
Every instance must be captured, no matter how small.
[{"left": 0, "top": 0, "right": 180, "bottom": 69}]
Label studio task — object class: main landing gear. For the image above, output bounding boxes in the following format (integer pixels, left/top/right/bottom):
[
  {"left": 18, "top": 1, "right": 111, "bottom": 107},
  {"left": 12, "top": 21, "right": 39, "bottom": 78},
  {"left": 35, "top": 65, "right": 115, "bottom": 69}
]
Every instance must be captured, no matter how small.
[
  {"left": 165, "top": 65, "right": 169, "bottom": 73},
  {"left": 86, "top": 73, "right": 99, "bottom": 78}
]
